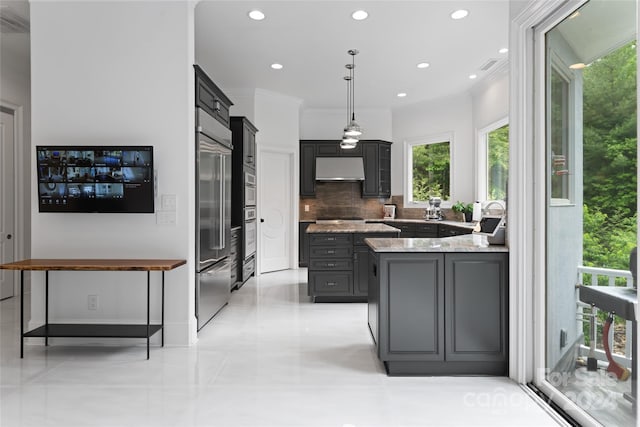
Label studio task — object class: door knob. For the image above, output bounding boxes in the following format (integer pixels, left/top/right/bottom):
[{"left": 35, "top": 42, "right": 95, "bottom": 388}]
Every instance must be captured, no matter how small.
[
  {"left": 260, "top": 218, "right": 264, "bottom": 223},
  {"left": 6, "top": 234, "right": 11, "bottom": 240}
]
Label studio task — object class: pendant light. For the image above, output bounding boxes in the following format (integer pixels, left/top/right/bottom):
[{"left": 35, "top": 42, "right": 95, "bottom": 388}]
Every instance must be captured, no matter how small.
[{"left": 341, "top": 49, "right": 362, "bottom": 149}]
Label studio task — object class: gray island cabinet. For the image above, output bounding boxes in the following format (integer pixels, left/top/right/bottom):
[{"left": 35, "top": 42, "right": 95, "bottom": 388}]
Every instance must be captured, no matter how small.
[
  {"left": 366, "top": 235, "right": 508, "bottom": 376},
  {"left": 306, "top": 223, "right": 400, "bottom": 302}
]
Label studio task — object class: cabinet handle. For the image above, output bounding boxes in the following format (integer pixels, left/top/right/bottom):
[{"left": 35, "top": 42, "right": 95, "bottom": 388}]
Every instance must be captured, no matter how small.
[
  {"left": 214, "top": 100, "right": 221, "bottom": 112},
  {"left": 327, "top": 237, "right": 335, "bottom": 241},
  {"left": 327, "top": 250, "right": 335, "bottom": 254},
  {"left": 327, "top": 263, "right": 336, "bottom": 267},
  {"left": 326, "top": 282, "right": 337, "bottom": 287}
]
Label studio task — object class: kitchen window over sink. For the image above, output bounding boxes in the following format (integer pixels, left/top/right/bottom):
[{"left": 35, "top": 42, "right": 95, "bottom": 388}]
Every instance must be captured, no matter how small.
[
  {"left": 404, "top": 133, "right": 452, "bottom": 206},
  {"left": 477, "top": 118, "right": 509, "bottom": 201}
]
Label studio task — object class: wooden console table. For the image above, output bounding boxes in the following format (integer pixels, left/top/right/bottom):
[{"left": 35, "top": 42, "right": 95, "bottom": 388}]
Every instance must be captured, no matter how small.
[{"left": 0, "top": 259, "right": 186, "bottom": 359}]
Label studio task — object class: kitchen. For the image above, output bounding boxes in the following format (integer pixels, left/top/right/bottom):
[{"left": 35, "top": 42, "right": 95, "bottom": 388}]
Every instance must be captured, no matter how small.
[{"left": 3, "top": 1, "right": 633, "bottom": 426}]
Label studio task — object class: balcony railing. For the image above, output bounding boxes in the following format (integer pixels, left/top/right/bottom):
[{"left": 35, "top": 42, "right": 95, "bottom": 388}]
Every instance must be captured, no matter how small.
[{"left": 577, "top": 265, "right": 634, "bottom": 368}]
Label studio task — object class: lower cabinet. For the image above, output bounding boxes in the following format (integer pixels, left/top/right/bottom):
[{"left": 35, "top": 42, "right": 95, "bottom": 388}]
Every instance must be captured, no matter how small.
[
  {"left": 307, "top": 231, "right": 398, "bottom": 302},
  {"left": 299, "top": 222, "right": 311, "bottom": 267},
  {"left": 230, "top": 228, "right": 241, "bottom": 291},
  {"left": 369, "top": 251, "right": 508, "bottom": 375}
]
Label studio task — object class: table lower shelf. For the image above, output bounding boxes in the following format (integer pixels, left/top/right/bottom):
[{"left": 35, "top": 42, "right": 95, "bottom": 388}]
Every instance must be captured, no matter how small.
[{"left": 23, "top": 324, "right": 162, "bottom": 339}]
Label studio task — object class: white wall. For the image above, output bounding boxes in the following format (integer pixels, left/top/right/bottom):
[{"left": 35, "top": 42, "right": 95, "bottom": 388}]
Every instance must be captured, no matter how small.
[
  {"left": 391, "top": 93, "right": 474, "bottom": 203},
  {"left": 471, "top": 67, "right": 510, "bottom": 133},
  {"left": 226, "top": 88, "right": 256, "bottom": 122},
  {"left": 300, "top": 108, "right": 392, "bottom": 141},
  {"left": 1, "top": 30, "right": 31, "bottom": 265},
  {"left": 30, "top": 1, "right": 196, "bottom": 345}
]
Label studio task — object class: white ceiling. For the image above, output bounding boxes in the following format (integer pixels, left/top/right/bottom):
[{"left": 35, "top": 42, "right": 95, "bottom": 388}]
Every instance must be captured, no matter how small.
[{"left": 194, "top": 1, "right": 510, "bottom": 110}]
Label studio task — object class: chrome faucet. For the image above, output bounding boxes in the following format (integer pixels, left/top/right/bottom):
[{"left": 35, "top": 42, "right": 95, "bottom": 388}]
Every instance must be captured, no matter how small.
[{"left": 482, "top": 200, "right": 506, "bottom": 216}]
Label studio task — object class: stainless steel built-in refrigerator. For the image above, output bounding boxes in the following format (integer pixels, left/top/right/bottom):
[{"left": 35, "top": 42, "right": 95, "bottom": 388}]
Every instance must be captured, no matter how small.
[{"left": 196, "top": 107, "right": 232, "bottom": 331}]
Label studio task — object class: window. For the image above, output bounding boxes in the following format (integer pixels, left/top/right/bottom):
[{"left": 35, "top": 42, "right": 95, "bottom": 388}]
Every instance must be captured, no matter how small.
[
  {"left": 549, "top": 65, "right": 572, "bottom": 202},
  {"left": 477, "top": 119, "right": 509, "bottom": 201},
  {"left": 405, "top": 134, "right": 451, "bottom": 205}
]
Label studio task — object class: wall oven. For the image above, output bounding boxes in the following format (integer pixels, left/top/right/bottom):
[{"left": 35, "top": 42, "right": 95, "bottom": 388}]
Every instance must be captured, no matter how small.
[
  {"left": 244, "top": 171, "right": 256, "bottom": 206},
  {"left": 244, "top": 207, "right": 257, "bottom": 258}
]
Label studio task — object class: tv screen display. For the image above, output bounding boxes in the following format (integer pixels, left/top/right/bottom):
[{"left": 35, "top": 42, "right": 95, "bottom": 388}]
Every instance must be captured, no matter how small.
[{"left": 37, "top": 146, "right": 154, "bottom": 213}]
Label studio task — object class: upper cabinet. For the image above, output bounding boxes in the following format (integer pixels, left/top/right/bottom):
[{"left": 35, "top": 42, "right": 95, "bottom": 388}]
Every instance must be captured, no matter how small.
[
  {"left": 194, "top": 64, "right": 233, "bottom": 128},
  {"left": 300, "top": 140, "right": 391, "bottom": 198}
]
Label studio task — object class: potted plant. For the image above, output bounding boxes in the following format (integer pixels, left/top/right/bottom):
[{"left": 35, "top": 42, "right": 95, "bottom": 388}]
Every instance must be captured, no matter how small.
[{"left": 452, "top": 201, "right": 473, "bottom": 222}]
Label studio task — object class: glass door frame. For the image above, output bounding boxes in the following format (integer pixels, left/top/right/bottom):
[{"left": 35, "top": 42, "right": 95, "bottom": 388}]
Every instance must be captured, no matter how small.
[{"left": 515, "top": 0, "right": 640, "bottom": 425}]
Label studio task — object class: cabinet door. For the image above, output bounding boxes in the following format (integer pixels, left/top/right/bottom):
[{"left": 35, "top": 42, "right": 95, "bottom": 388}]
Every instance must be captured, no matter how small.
[
  {"left": 353, "top": 246, "right": 369, "bottom": 296},
  {"left": 378, "top": 143, "right": 391, "bottom": 197},
  {"left": 444, "top": 253, "right": 508, "bottom": 362},
  {"left": 299, "top": 223, "right": 311, "bottom": 267},
  {"left": 362, "top": 143, "right": 379, "bottom": 197},
  {"left": 243, "top": 126, "right": 256, "bottom": 168},
  {"left": 382, "top": 253, "right": 445, "bottom": 360},
  {"left": 300, "top": 143, "right": 316, "bottom": 196},
  {"left": 316, "top": 142, "right": 340, "bottom": 156}
]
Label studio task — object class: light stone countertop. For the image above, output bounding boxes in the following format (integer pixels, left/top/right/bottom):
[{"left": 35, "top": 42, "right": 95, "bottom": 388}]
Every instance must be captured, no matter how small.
[
  {"left": 365, "top": 234, "right": 509, "bottom": 253},
  {"left": 306, "top": 223, "right": 401, "bottom": 234},
  {"left": 366, "top": 218, "right": 477, "bottom": 229}
]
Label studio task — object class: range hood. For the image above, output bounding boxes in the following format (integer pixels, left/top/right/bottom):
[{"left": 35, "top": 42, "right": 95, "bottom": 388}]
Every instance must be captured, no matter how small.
[{"left": 315, "top": 157, "right": 365, "bottom": 181}]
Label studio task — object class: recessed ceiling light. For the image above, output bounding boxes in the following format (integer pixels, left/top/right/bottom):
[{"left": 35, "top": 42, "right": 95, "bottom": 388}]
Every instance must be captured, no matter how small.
[
  {"left": 569, "top": 63, "right": 586, "bottom": 69},
  {"left": 498, "top": 48, "right": 509, "bottom": 54},
  {"left": 397, "top": 93, "right": 407, "bottom": 98},
  {"left": 450, "top": 9, "right": 469, "bottom": 20},
  {"left": 417, "top": 62, "right": 430, "bottom": 69},
  {"left": 352, "top": 10, "right": 368, "bottom": 20},
  {"left": 569, "top": 11, "right": 581, "bottom": 19},
  {"left": 271, "top": 63, "right": 283, "bottom": 70},
  {"left": 469, "top": 74, "right": 477, "bottom": 79},
  {"left": 248, "top": 10, "right": 265, "bottom": 21}
]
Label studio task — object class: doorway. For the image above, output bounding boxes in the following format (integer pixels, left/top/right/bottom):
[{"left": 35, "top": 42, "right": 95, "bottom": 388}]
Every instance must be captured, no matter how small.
[
  {"left": 258, "top": 148, "right": 295, "bottom": 273},
  {"left": 0, "top": 106, "right": 16, "bottom": 299},
  {"left": 532, "top": 0, "right": 638, "bottom": 425}
]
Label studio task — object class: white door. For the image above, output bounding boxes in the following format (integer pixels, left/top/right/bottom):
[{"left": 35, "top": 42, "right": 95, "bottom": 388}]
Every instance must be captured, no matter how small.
[
  {"left": 0, "top": 109, "right": 16, "bottom": 299},
  {"left": 259, "top": 149, "right": 292, "bottom": 273}
]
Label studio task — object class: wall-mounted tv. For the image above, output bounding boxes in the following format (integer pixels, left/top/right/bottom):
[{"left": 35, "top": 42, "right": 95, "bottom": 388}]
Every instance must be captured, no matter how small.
[{"left": 37, "top": 145, "right": 154, "bottom": 213}]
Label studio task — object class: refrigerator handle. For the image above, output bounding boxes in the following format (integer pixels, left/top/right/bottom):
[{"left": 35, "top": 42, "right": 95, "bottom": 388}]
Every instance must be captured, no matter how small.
[{"left": 218, "top": 153, "right": 225, "bottom": 250}]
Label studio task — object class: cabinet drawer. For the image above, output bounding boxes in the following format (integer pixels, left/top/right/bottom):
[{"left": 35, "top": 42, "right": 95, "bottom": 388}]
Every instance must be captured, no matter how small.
[
  {"left": 354, "top": 233, "right": 397, "bottom": 246},
  {"left": 415, "top": 223, "right": 438, "bottom": 234},
  {"left": 309, "top": 246, "right": 353, "bottom": 258},
  {"left": 384, "top": 222, "right": 414, "bottom": 233},
  {"left": 309, "top": 271, "right": 352, "bottom": 294},
  {"left": 242, "top": 256, "right": 255, "bottom": 281},
  {"left": 309, "top": 259, "right": 353, "bottom": 270},
  {"left": 309, "top": 234, "right": 352, "bottom": 246}
]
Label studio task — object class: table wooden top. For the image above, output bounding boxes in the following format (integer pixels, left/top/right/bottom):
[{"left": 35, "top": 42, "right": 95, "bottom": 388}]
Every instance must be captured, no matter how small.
[{"left": 0, "top": 259, "right": 187, "bottom": 271}]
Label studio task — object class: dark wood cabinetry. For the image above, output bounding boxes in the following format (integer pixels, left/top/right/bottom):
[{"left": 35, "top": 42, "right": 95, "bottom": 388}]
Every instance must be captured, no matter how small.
[
  {"left": 299, "top": 222, "right": 311, "bottom": 267},
  {"left": 194, "top": 64, "right": 233, "bottom": 127},
  {"left": 300, "top": 140, "right": 391, "bottom": 198},
  {"left": 368, "top": 251, "right": 508, "bottom": 375},
  {"left": 307, "top": 230, "right": 398, "bottom": 302},
  {"left": 230, "top": 227, "right": 241, "bottom": 290},
  {"left": 362, "top": 141, "right": 392, "bottom": 198},
  {"left": 230, "top": 116, "right": 258, "bottom": 288}
]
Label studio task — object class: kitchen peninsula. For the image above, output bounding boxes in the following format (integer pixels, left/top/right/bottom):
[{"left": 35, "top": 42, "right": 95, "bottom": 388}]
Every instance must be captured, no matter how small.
[
  {"left": 306, "top": 222, "right": 400, "bottom": 302},
  {"left": 366, "top": 234, "right": 508, "bottom": 376}
]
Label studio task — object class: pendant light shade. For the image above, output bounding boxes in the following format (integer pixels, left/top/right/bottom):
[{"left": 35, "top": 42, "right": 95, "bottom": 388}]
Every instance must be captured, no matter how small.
[{"left": 340, "top": 49, "right": 363, "bottom": 147}]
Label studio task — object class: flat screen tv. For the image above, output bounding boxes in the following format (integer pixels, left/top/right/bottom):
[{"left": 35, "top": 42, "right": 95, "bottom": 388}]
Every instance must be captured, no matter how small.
[{"left": 36, "top": 145, "right": 154, "bottom": 213}]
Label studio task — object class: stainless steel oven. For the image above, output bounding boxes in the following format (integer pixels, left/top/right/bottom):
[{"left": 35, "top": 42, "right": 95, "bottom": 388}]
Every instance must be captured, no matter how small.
[
  {"left": 244, "top": 207, "right": 257, "bottom": 258},
  {"left": 244, "top": 171, "right": 256, "bottom": 206}
]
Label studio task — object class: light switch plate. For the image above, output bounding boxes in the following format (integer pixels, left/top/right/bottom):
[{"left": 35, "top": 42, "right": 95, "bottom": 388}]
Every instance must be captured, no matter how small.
[
  {"left": 161, "top": 194, "right": 177, "bottom": 210},
  {"left": 156, "top": 211, "right": 176, "bottom": 225}
]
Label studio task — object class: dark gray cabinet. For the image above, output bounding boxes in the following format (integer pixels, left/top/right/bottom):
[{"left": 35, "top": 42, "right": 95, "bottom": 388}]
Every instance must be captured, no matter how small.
[
  {"left": 299, "top": 222, "right": 311, "bottom": 267},
  {"left": 299, "top": 140, "right": 391, "bottom": 198},
  {"left": 382, "top": 221, "right": 439, "bottom": 238},
  {"left": 369, "top": 250, "right": 508, "bottom": 375},
  {"left": 300, "top": 142, "right": 316, "bottom": 197},
  {"left": 194, "top": 64, "right": 232, "bottom": 127},
  {"left": 362, "top": 141, "right": 392, "bottom": 198},
  {"left": 307, "top": 231, "right": 398, "bottom": 302},
  {"left": 438, "top": 223, "right": 472, "bottom": 237},
  {"left": 444, "top": 253, "right": 508, "bottom": 363},
  {"left": 230, "top": 228, "right": 241, "bottom": 290}
]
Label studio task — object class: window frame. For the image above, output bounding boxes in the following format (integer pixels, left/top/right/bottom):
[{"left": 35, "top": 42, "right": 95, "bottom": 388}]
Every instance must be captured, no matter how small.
[
  {"left": 403, "top": 132, "right": 454, "bottom": 208},
  {"left": 476, "top": 117, "right": 509, "bottom": 201}
]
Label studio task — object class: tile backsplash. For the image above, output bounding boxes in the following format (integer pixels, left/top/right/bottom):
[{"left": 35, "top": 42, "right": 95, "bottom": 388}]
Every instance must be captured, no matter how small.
[{"left": 299, "top": 183, "right": 458, "bottom": 221}]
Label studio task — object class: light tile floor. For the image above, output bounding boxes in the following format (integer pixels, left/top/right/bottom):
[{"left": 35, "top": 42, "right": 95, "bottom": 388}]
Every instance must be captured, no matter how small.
[{"left": 1, "top": 269, "right": 560, "bottom": 426}]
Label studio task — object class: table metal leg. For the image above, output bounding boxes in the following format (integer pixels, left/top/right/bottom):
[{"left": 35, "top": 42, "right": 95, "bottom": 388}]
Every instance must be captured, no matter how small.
[
  {"left": 20, "top": 270, "right": 24, "bottom": 358},
  {"left": 161, "top": 271, "right": 165, "bottom": 347},
  {"left": 45, "top": 271, "right": 49, "bottom": 346},
  {"left": 146, "top": 271, "right": 150, "bottom": 360}
]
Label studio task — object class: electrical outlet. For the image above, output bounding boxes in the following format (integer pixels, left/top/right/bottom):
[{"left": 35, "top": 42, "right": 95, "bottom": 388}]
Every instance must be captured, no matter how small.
[
  {"left": 88, "top": 295, "right": 98, "bottom": 310},
  {"left": 304, "top": 204, "right": 310, "bottom": 212}
]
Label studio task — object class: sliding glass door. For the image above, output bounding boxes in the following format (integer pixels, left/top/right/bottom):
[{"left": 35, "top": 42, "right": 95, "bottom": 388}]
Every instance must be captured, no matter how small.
[{"left": 537, "top": 0, "right": 638, "bottom": 425}]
